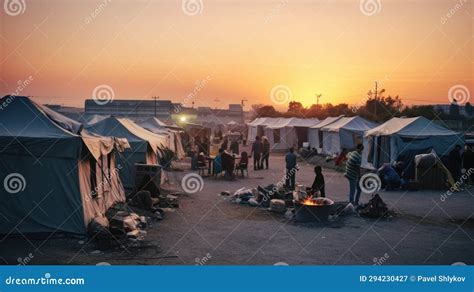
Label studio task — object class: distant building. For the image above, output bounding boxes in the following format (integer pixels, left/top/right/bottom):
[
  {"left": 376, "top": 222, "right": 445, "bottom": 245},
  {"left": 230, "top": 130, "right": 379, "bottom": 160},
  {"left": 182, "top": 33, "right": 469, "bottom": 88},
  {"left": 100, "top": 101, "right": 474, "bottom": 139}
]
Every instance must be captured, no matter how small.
[
  {"left": 84, "top": 99, "right": 175, "bottom": 121},
  {"left": 433, "top": 104, "right": 467, "bottom": 117}
]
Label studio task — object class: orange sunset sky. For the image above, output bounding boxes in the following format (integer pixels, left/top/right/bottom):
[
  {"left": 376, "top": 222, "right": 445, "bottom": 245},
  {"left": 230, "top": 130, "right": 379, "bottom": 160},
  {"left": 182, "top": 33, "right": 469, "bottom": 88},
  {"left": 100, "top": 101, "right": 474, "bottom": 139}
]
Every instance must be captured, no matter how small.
[{"left": 0, "top": 0, "right": 473, "bottom": 109}]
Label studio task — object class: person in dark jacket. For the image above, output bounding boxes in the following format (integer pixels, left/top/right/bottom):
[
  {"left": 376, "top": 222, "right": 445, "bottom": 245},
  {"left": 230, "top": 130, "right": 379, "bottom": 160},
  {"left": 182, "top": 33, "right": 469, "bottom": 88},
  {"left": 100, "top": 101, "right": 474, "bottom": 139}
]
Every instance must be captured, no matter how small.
[
  {"left": 285, "top": 147, "right": 297, "bottom": 190},
  {"left": 221, "top": 138, "right": 228, "bottom": 151},
  {"left": 311, "top": 166, "right": 325, "bottom": 197},
  {"left": 463, "top": 145, "right": 473, "bottom": 185},
  {"left": 345, "top": 144, "right": 363, "bottom": 205},
  {"left": 250, "top": 136, "right": 263, "bottom": 170},
  {"left": 261, "top": 136, "right": 270, "bottom": 169},
  {"left": 230, "top": 139, "right": 239, "bottom": 155},
  {"left": 448, "top": 145, "right": 462, "bottom": 182}
]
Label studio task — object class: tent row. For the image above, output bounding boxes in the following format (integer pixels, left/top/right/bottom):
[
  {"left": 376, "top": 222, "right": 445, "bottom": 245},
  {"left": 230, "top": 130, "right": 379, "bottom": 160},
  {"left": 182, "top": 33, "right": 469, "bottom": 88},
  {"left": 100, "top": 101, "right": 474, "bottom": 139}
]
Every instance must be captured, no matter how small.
[
  {"left": 0, "top": 96, "right": 185, "bottom": 235},
  {"left": 247, "top": 117, "right": 320, "bottom": 151},
  {"left": 249, "top": 115, "right": 462, "bottom": 169}
]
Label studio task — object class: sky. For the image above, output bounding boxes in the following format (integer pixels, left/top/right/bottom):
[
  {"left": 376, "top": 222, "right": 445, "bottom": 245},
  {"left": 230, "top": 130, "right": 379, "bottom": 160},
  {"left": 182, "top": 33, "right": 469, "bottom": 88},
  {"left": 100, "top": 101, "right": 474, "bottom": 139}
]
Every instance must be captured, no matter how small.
[{"left": 0, "top": 0, "right": 473, "bottom": 109}]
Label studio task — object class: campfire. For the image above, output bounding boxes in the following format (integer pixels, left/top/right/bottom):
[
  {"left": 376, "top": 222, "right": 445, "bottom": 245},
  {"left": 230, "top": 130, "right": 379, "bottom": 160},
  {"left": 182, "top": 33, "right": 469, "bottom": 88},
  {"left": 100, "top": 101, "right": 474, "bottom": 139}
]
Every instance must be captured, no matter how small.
[
  {"left": 301, "top": 196, "right": 333, "bottom": 206},
  {"left": 295, "top": 195, "right": 334, "bottom": 222}
]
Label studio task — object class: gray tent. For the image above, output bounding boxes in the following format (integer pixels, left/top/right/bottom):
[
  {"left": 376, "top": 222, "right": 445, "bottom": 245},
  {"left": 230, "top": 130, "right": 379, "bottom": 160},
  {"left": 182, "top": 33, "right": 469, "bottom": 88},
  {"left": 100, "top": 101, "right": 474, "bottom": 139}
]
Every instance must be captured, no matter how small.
[
  {"left": 0, "top": 96, "right": 126, "bottom": 235},
  {"left": 363, "top": 117, "right": 464, "bottom": 168},
  {"left": 85, "top": 117, "right": 167, "bottom": 189},
  {"left": 139, "top": 117, "right": 185, "bottom": 159}
]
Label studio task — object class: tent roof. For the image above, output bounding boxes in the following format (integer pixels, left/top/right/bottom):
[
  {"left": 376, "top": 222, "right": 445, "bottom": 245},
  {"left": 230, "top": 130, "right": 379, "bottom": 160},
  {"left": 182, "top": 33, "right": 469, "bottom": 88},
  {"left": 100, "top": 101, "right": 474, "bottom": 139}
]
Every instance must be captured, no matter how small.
[
  {"left": 365, "top": 117, "right": 459, "bottom": 137},
  {"left": 0, "top": 95, "right": 82, "bottom": 138},
  {"left": 310, "top": 116, "right": 344, "bottom": 129},
  {"left": 252, "top": 117, "right": 320, "bottom": 129},
  {"left": 86, "top": 116, "right": 167, "bottom": 153},
  {"left": 321, "top": 116, "right": 377, "bottom": 133},
  {"left": 0, "top": 96, "right": 122, "bottom": 160}
]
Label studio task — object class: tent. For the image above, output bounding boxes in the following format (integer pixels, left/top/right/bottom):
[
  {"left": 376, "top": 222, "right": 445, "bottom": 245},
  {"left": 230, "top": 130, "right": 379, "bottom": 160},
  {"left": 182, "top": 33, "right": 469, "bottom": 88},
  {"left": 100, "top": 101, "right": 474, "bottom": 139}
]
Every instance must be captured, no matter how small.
[
  {"left": 247, "top": 117, "right": 280, "bottom": 142},
  {"left": 139, "top": 117, "right": 185, "bottom": 159},
  {"left": 85, "top": 117, "right": 168, "bottom": 189},
  {"left": 0, "top": 96, "right": 127, "bottom": 234},
  {"left": 362, "top": 117, "right": 464, "bottom": 169},
  {"left": 319, "top": 116, "right": 377, "bottom": 155},
  {"left": 263, "top": 118, "right": 320, "bottom": 151},
  {"left": 308, "top": 116, "right": 344, "bottom": 152}
]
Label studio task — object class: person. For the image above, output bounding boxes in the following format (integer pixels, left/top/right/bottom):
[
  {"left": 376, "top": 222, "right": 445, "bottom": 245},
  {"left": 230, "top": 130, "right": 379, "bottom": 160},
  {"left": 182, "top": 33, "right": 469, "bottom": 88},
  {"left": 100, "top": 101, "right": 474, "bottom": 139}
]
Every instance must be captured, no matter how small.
[
  {"left": 197, "top": 152, "right": 207, "bottom": 168},
  {"left": 235, "top": 151, "right": 249, "bottom": 177},
  {"left": 230, "top": 139, "right": 239, "bottom": 155},
  {"left": 345, "top": 144, "right": 364, "bottom": 206},
  {"left": 221, "top": 138, "right": 228, "bottom": 151},
  {"left": 464, "top": 145, "right": 474, "bottom": 185},
  {"left": 447, "top": 145, "right": 463, "bottom": 182},
  {"left": 311, "top": 166, "right": 325, "bottom": 197},
  {"left": 335, "top": 148, "right": 348, "bottom": 166},
  {"left": 250, "top": 136, "right": 263, "bottom": 170},
  {"left": 377, "top": 162, "right": 401, "bottom": 190},
  {"left": 285, "top": 147, "right": 297, "bottom": 190},
  {"left": 202, "top": 136, "right": 210, "bottom": 155},
  {"left": 261, "top": 136, "right": 270, "bottom": 169},
  {"left": 221, "top": 149, "right": 235, "bottom": 180},
  {"left": 213, "top": 149, "right": 223, "bottom": 175}
]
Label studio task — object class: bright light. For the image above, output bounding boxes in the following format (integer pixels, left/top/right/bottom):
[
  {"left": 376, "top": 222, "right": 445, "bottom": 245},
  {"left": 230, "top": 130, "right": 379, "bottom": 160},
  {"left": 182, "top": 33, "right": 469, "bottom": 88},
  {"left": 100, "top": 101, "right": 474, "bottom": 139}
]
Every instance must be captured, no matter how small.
[{"left": 180, "top": 116, "right": 186, "bottom": 122}]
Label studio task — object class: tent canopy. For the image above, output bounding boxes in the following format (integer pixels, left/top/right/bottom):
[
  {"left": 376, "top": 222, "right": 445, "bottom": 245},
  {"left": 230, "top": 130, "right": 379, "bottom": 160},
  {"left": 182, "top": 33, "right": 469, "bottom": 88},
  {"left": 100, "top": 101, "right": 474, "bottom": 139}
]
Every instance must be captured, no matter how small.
[
  {"left": 365, "top": 117, "right": 459, "bottom": 138},
  {"left": 86, "top": 116, "right": 167, "bottom": 154},
  {"left": 321, "top": 116, "right": 377, "bottom": 133}
]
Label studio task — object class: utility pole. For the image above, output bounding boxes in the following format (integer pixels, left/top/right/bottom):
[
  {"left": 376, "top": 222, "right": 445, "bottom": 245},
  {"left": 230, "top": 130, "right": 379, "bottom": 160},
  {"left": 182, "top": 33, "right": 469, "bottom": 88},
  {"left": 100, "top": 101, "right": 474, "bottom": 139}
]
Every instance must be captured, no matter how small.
[
  {"left": 152, "top": 96, "right": 159, "bottom": 117},
  {"left": 315, "top": 93, "right": 322, "bottom": 105}
]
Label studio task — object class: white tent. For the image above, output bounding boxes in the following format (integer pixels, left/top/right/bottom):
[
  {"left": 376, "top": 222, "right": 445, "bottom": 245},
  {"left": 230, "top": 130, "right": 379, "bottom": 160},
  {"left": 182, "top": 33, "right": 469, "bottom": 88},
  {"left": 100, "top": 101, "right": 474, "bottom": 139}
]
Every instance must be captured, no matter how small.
[
  {"left": 362, "top": 117, "right": 464, "bottom": 169},
  {"left": 85, "top": 117, "right": 168, "bottom": 189},
  {"left": 263, "top": 118, "right": 320, "bottom": 151},
  {"left": 247, "top": 117, "right": 280, "bottom": 142},
  {"left": 319, "top": 116, "right": 378, "bottom": 155},
  {"left": 139, "top": 117, "right": 185, "bottom": 159},
  {"left": 308, "top": 116, "right": 344, "bottom": 152},
  {"left": 0, "top": 96, "right": 127, "bottom": 234}
]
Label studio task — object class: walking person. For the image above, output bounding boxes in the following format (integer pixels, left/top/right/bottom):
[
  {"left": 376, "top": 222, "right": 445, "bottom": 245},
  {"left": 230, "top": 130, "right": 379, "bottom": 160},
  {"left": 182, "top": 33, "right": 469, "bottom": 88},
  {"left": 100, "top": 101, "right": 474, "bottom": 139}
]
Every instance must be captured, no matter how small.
[
  {"left": 261, "top": 136, "right": 270, "bottom": 169},
  {"left": 285, "top": 147, "right": 297, "bottom": 190},
  {"left": 311, "top": 166, "right": 325, "bottom": 197},
  {"left": 250, "top": 136, "right": 263, "bottom": 170},
  {"left": 345, "top": 144, "right": 364, "bottom": 206}
]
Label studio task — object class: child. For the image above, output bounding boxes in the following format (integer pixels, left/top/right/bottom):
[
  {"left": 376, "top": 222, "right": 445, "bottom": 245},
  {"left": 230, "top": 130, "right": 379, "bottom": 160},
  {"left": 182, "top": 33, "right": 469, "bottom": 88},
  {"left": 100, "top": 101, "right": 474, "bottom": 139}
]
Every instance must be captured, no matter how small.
[{"left": 311, "top": 166, "right": 325, "bottom": 197}]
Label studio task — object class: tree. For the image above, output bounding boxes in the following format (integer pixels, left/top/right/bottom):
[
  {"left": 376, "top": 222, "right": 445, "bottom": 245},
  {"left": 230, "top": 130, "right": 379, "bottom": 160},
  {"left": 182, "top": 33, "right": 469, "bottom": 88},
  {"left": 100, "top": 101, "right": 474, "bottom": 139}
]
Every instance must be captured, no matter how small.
[
  {"left": 287, "top": 101, "right": 304, "bottom": 114},
  {"left": 255, "top": 105, "right": 279, "bottom": 117}
]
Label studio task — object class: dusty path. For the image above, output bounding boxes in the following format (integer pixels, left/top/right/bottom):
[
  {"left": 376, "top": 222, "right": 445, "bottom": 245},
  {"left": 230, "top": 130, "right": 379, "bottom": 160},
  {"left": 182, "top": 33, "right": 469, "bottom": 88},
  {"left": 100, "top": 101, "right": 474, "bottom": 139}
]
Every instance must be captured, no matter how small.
[{"left": 1, "top": 153, "right": 473, "bottom": 265}]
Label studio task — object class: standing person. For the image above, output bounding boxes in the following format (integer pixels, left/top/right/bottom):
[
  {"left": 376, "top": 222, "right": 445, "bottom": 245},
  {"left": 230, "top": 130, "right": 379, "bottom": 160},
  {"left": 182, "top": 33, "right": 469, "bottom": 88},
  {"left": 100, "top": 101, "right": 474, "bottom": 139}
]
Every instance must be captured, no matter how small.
[
  {"left": 250, "top": 136, "right": 263, "bottom": 170},
  {"left": 311, "top": 166, "right": 325, "bottom": 197},
  {"left": 202, "top": 136, "right": 210, "bottom": 156},
  {"left": 261, "top": 136, "right": 270, "bottom": 170},
  {"left": 448, "top": 145, "right": 463, "bottom": 182},
  {"left": 464, "top": 145, "right": 474, "bottom": 185},
  {"left": 230, "top": 139, "right": 239, "bottom": 155},
  {"left": 221, "top": 138, "right": 228, "bottom": 151},
  {"left": 345, "top": 144, "right": 364, "bottom": 206},
  {"left": 285, "top": 147, "right": 297, "bottom": 190}
]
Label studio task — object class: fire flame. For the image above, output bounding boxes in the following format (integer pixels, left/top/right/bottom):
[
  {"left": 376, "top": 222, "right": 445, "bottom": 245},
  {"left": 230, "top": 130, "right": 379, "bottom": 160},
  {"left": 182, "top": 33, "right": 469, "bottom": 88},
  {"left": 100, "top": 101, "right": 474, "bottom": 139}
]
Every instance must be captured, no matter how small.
[{"left": 301, "top": 196, "right": 319, "bottom": 206}]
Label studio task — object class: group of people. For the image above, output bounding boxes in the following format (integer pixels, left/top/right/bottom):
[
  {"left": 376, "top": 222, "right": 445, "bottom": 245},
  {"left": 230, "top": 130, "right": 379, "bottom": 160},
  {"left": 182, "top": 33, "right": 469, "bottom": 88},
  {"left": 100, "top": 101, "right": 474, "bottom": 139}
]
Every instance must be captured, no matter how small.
[{"left": 250, "top": 135, "right": 271, "bottom": 170}]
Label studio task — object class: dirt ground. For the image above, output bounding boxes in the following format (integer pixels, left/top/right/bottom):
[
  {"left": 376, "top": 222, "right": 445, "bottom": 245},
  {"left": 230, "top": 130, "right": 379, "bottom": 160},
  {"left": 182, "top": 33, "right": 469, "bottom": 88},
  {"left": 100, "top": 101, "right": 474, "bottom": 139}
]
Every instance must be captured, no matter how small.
[{"left": 1, "top": 151, "right": 473, "bottom": 266}]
